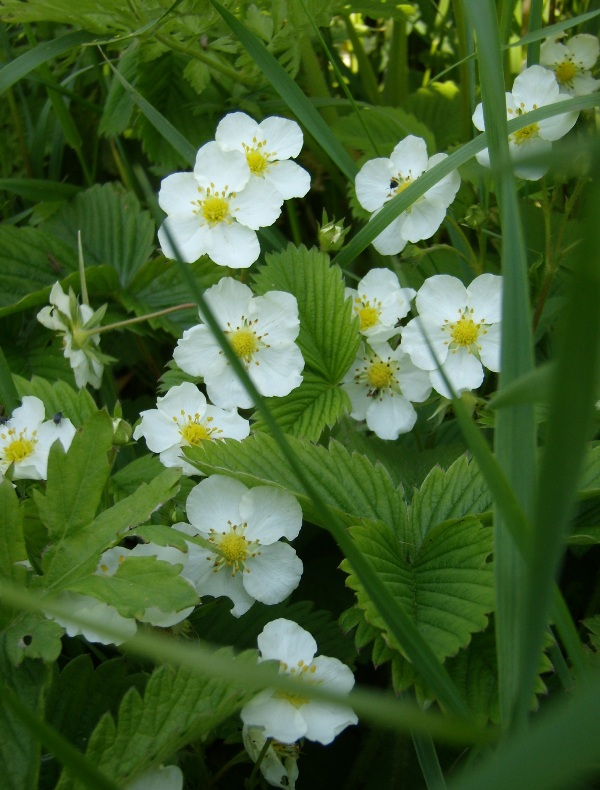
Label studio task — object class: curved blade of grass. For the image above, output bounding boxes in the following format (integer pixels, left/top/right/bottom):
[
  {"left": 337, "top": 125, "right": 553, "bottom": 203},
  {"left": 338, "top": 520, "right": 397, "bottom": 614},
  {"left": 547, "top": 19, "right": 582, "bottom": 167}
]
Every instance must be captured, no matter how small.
[
  {"left": 0, "top": 580, "right": 491, "bottom": 745},
  {"left": 0, "top": 178, "right": 82, "bottom": 201},
  {"left": 516, "top": 165, "right": 600, "bottom": 719},
  {"left": 209, "top": 0, "right": 358, "bottom": 182},
  {"left": 3, "top": 688, "right": 120, "bottom": 790},
  {"left": 513, "top": 8, "right": 600, "bottom": 47},
  {"left": 331, "top": 91, "right": 600, "bottom": 270},
  {"left": 151, "top": 220, "right": 472, "bottom": 719},
  {"left": 0, "top": 30, "right": 97, "bottom": 95},
  {"left": 465, "top": 0, "right": 537, "bottom": 732},
  {"left": 98, "top": 48, "right": 197, "bottom": 166}
]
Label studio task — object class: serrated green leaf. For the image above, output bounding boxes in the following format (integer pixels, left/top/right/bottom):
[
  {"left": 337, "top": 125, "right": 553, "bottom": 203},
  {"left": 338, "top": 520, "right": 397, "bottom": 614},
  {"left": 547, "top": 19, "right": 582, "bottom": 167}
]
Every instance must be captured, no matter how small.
[
  {"left": 4, "top": 614, "right": 63, "bottom": 667},
  {"left": 110, "top": 454, "right": 166, "bottom": 500},
  {"left": 56, "top": 651, "right": 259, "bottom": 790},
  {"left": 0, "top": 642, "right": 52, "bottom": 790},
  {"left": 342, "top": 515, "right": 494, "bottom": 667},
  {"left": 44, "top": 184, "right": 155, "bottom": 288},
  {"left": 252, "top": 372, "right": 351, "bottom": 441},
  {"left": 13, "top": 375, "right": 98, "bottom": 428},
  {"left": 40, "top": 468, "right": 181, "bottom": 592},
  {"left": 133, "top": 523, "right": 189, "bottom": 552},
  {"left": 333, "top": 105, "right": 436, "bottom": 158},
  {"left": 184, "top": 433, "right": 405, "bottom": 529},
  {"left": 35, "top": 411, "right": 115, "bottom": 542},
  {"left": 182, "top": 59, "right": 211, "bottom": 94},
  {"left": 253, "top": 244, "right": 360, "bottom": 381},
  {"left": 0, "top": 480, "right": 28, "bottom": 587},
  {"left": 69, "top": 556, "right": 197, "bottom": 619}
]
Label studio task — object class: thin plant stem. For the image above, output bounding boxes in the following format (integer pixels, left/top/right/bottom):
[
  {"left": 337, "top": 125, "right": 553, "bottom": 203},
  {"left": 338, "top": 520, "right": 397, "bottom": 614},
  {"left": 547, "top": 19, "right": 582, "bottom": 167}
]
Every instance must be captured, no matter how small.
[{"left": 87, "top": 303, "right": 197, "bottom": 336}]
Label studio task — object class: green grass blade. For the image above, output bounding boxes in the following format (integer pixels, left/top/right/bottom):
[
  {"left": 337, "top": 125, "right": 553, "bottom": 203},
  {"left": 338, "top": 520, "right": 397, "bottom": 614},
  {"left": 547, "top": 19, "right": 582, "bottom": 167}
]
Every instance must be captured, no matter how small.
[
  {"left": 526, "top": 0, "right": 544, "bottom": 66},
  {"left": 209, "top": 0, "right": 358, "bottom": 182},
  {"left": 99, "top": 49, "right": 197, "bottom": 166},
  {"left": 0, "top": 30, "right": 96, "bottom": 95},
  {"left": 464, "top": 0, "right": 537, "bottom": 731},
  {"left": 514, "top": 9, "right": 600, "bottom": 47},
  {"left": 0, "top": 345, "right": 19, "bottom": 413},
  {"left": 517, "top": 168, "right": 600, "bottom": 713}
]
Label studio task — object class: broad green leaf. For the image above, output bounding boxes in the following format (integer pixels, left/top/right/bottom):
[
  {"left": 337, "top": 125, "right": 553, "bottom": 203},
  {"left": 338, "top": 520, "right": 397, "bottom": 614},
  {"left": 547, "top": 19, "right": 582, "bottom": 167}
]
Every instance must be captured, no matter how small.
[
  {"left": 404, "top": 82, "right": 464, "bottom": 150},
  {"left": 98, "top": 44, "right": 138, "bottom": 138},
  {"left": 252, "top": 371, "right": 351, "bottom": 441},
  {"left": 14, "top": 375, "right": 98, "bottom": 428},
  {"left": 40, "top": 468, "right": 181, "bottom": 591},
  {"left": 0, "top": 0, "right": 138, "bottom": 33},
  {"left": 0, "top": 480, "right": 28, "bottom": 587},
  {"left": 0, "top": 179, "right": 82, "bottom": 202},
  {"left": 333, "top": 105, "right": 436, "bottom": 158},
  {"left": 109, "top": 454, "right": 165, "bottom": 500},
  {"left": 0, "top": 642, "right": 52, "bottom": 790},
  {"left": 4, "top": 614, "right": 63, "bottom": 667},
  {"left": 252, "top": 244, "right": 360, "bottom": 382},
  {"left": 34, "top": 411, "right": 115, "bottom": 542},
  {"left": 44, "top": 184, "right": 155, "bottom": 288},
  {"left": 55, "top": 651, "right": 260, "bottom": 790},
  {"left": 185, "top": 433, "right": 406, "bottom": 529},
  {"left": 575, "top": 443, "right": 600, "bottom": 493},
  {"left": 69, "top": 555, "right": 197, "bottom": 618},
  {"left": 341, "top": 515, "right": 494, "bottom": 668}
]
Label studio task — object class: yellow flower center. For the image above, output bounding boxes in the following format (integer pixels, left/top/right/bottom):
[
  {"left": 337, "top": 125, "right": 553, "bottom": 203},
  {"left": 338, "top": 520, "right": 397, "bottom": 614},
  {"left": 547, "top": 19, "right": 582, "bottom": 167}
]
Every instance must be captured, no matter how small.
[
  {"left": 358, "top": 305, "right": 379, "bottom": 330},
  {"left": 274, "top": 660, "right": 319, "bottom": 707},
  {"left": 3, "top": 434, "right": 35, "bottom": 463},
  {"left": 230, "top": 327, "right": 258, "bottom": 359},
  {"left": 246, "top": 149, "right": 269, "bottom": 175},
  {"left": 513, "top": 123, "right": 539, "bottom": 145},
  {"left": 367, "top": 361, "right": 394, "bottom": 390},
  {"left": 220, "top": 532, "right": 248, "bottom": 563},
  {"left": 555, "top": 60, "right": 576, "bottom": 85},
  {"left": 181, "top": 421, "right": 210, "bottom": 445},
  {"left": 201, "top": 195, "right": 230, "bottom": 224},
  {"left": 450, "top": 316, "right": 480, "bottom": 346}
]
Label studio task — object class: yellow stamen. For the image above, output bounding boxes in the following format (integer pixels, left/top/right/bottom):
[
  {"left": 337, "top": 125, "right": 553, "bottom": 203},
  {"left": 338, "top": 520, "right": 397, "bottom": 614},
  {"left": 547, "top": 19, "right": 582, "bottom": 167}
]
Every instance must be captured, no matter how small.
[
  {"left": 201, "top": 195, "right": 229, "bottom": 224},
  {"left": 230, "top": 328, "right": 258, "bottom": 359},
  {"left": 555, "top": 60, "right": 576, "bottom": 85},
  {"left": 181, "top": 421, "right": 210, "bottom": 445},
  {"left": 367, "top": 361, "right": 393, "bottom": 390},
  {"left": 246, "top": 149, "right": 269, "bottom": 175},
  {"left": 450, "top": 316, "right": 480, "bottom": 347},
  {"left": 358, "top": 305, "right": 379, "bottom": 330},
  {"left": 513, "top": 123, "right": 539, "bottom": 145},
  {"left": 3, "top": 436, "right": 34, "bottom": 463},
  {"left": 220, "top": 532, "right": 248, "bottom": 564}
]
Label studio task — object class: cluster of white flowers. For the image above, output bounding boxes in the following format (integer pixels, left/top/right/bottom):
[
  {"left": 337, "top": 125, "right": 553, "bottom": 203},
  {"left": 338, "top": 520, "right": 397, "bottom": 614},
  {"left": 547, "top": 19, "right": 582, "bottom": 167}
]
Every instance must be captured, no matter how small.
[
  {"left": 0, "top": 396, "right": 75, "bottom": 482},
  {"left": 37, "top": 282, "right": 105, "bottom": 389},
  {"left": 158, "top": 112, "right": 310, "bottom": 268},
  {"left": 241, "top": 619, "right": 357, "bottom": 787},
  {"left": 473, "top": 31, "right": 600, "bottom": 182},
  {"left": 341, "top": 269, "right": 503, "bottom": 439}
]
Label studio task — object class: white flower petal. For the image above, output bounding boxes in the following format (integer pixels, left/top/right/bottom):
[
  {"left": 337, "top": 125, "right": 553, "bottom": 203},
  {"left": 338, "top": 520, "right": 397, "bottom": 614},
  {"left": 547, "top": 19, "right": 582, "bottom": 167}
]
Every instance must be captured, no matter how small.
[
  {"left": 537, "top": 100, "right": 578, "bottom": 141},
  {"left": 366, "top": 391, "right": 417, "bottom": 439},
  {"left": 478, "top": 321, "right": 502, "bottom": 372},
  {"left": 251, "top": 346, "right": 304, "bottom": 398},
  {"left": 186, "top": 475, "right": 246, "bottom": 534},
  {"left": 429, "top": 350, "right": 484, "bottom": 397},
  {"left": 205, "top": 363, "right": 255, "bottom": 410},
  {"left": 174, "top": 324, "right": 225, "bottom": 378},
  {"left": 571, "top": 72, "right": 600, "bottom": 95},
  {"left": 390, "top": 135, "right": 429, "bottom": 178},
  {"left": 205, "top": 221, "right": 260, "bottom": 268},
  {"left": 401, "top": 315, "right": 449, "bottom": 371},
  {"left": 371, "top": 215, "right": 408, "bottom": 256},
  {"left": 569, "top": 34, "right": 600, "bottom": 70},
  {"left": 202, "top": 277, "right": 253, "bottom": 329},
  {"left": 158, "top": 216, "right": 210, "bottom": 263},
  {"left": 251, "top": 291, "right": 300, "bottom": 341},
  {"left": 416, "top": 275, "right": 469, "bottom": 323},
  {"left": 244, "top": 542, "right": 303, "bottom": 604},
  {"left": 241, "top": 486, "right": 303, "bottom": 543},
  {"left": 540, "top": 38, "right": 569, "bottom": 67},
  {"left": 241, "top": 692, "right": 308, "bottom": 744},
  {"left": 467, "top": 273, "right": 503, "bottom": 323},
  {"left": 158, "top": 172, "right": 201, "bottom": 216},
  {"left": 265, "top": 159, "right": 311, "bottom": 199},
  {"left": 257, "top": 618, "right": 317, "bottom": 664},
  {"left": 232, "top": 178, "right": 283, "bottom": 230},
  {"left": 355, "top": 158, "right": 395, "bottom": 212},
  {"left": 134, "top": 409, "right": 179, "bottom": 453},
  {"left": 512, "top": 65, "right": 560, "bottom": 109},
  {"left": 215, "top": 111, "right": 260, "bottom": 150},
  {"left": 259, "top": 116, "right": 304, "bottom": 159},
  {"left": 197, "top": 565, "right": 255, "bottom": 617},
  {"left": 193, "top": 141, "right": 250, "bottom": 192},
  {"left": 399, "top": 198, "right": 447, "bottom": 243}
]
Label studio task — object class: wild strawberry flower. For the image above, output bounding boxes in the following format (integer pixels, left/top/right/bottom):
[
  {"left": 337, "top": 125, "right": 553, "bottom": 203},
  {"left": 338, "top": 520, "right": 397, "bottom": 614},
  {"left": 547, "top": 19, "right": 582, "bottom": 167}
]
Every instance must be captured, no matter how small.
[
  {"left": 37, "top": 282, "right": 104, "bottom": 389},
  {"left": 176, "top": 475, "right": 303, "bottom": 617},
  {"left": 240, "top": 619, "right": 358, "bottom": 745},
  {"left": 133, "top": 382, "right": 249, "bottom": 475},
  {"left": 540, "top": 34, "right": 600, "bottom": 96},
  {"left": 243, "top": 725, "right": 300, "bottom": 790},
  {"left": 215, "top": 112, "right": 310, "bottom": 200},
  {"left": 342, "top": 342, "right": 431, "bottom": 439},
  {"left": 127, "top": 766, "right": 183, "bottom": 790},
  {"left": 345, "top": 268, "right": 416, "bottom": 342},
  {"left": 0, "top": 396, "right": 75, "bottom": 480},
  {"left": 400, "top": 273, "right": 503, "bottom": 398},
  {"left": 354, "top": 135, "right": 460, "bottom": 256},
  {"left": 174, "top": 277, "right": 304, "bottom": 410},
  {"left": 96, "top": 543, "right": 197, "bottom": 627},
  {"left": 472, "top": 65, "right": 579, "bottom": 180},
  {"left": 157, "top": 141, "right": 283, "bottom": 268},
  {"left": 46, "top": 592, "right": 137, "bottom": 646}
]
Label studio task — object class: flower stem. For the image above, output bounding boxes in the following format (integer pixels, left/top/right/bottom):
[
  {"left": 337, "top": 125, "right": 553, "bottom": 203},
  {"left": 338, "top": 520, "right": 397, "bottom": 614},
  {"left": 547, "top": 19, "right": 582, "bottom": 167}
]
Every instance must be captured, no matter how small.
[
  {"left": 88, "top": 303, "right": 197, "bottom": 336},
  {"left": 78, "top": 231, "right": 89, "bottom": 306}
]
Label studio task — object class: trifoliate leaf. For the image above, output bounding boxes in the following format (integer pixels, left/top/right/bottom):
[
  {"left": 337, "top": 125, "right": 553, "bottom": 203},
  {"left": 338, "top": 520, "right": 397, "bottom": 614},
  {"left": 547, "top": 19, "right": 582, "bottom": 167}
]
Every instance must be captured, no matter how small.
[
  {"left": 184, "top": 432, "right": 405, "bottom": 529},
  {"left": 69, "top": 555, "right": 197, "bottom": 619},
  {"left": 252, "top": 244, "right": 360, "bottom": 382},
  {"left": 55, "top": 651, "right": 260, "bottom": 790}
]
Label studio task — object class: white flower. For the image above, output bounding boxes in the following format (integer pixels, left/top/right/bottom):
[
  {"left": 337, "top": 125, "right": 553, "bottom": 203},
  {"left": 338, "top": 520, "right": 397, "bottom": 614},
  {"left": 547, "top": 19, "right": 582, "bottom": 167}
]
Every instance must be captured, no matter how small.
[
  {"left": 157, "top": 141, "right": 283, "bottom": 268},
  {"left": 342, "top": 342, "right": 431, "bottom": 439},
  {"left": 472, "top": 65, "right": 579, "bottom": 180},
  {"left": 540, "top": 34, "right": 600, "bottom": 96},
  {"left": 215, "top": 112, "right": 310, "bottom": 200},
  {"left": 46, "top": 592, "right": 137, "bottom": 646},
  {"left": 96, "top": 543, "right": 196, "bottom": 627},
  {"left": 0, "top": 396, "right": 75, "bottom": 480},
  {"left": 174, "top": 277, "right": 304, "bottom": 410},
  {"left": 127, "top": 766, "right": 183, "bottom": 790},
  {"left": 177, "top": 476, "right": 303, "bottom": 617},
  {"left": 345, "top": 268, "right": 415, "bottom": 342},
  {"left": 37, "top": 282, "right": 104, "bottom": 389},
  {"left": 400, "top": 273, "right": 502, "bottom": 398},
  {"left": 355, "top": 135, "right": 460, "bottom": 256},
  {"left": 243, "top": 725, "right": 300, "bottom": 789},
  {"left": 133, "top": 382, "right": 250, "bottom": 475},
  {"left": 240, "top": 619, "right": 358, "bottom": 745}
]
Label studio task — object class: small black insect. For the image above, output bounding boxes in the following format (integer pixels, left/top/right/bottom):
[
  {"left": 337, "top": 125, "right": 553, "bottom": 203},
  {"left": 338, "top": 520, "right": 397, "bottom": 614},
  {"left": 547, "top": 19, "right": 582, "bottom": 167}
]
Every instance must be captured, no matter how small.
[
  {"left": 389, "top": 177, "right": 399, "bottom": 189},
  {"left": 53, "top": 411, "right": 63, "bottom": 425},
  {"left": 0, "top": 417, "right": 8, "bottom": 425}
]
